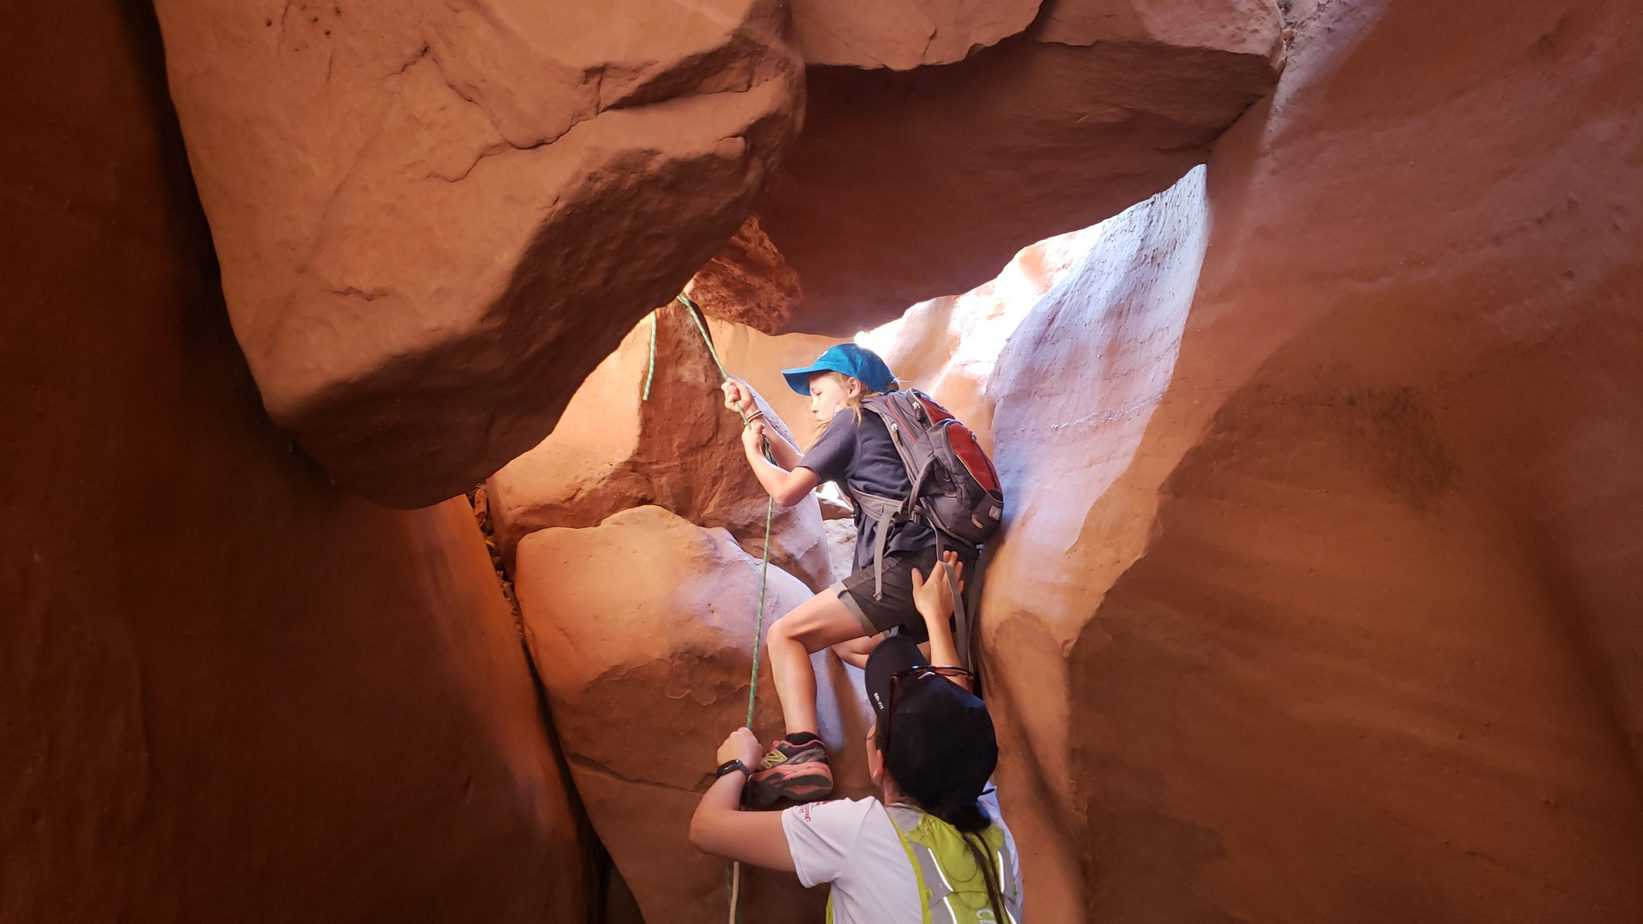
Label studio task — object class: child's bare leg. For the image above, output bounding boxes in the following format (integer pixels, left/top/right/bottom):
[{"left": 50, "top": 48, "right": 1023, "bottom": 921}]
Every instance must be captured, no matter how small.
[
  {"left": 767, "top": 592, "right": 868, "bottom": 735},
  {"left": 831, "top": 633, "right": 885, "bottom": 670}
]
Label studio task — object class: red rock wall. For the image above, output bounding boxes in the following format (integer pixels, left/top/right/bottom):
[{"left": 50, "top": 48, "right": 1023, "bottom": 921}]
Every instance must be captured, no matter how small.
[
  {"left": 0, "top": 5, "right": 587, "bottom": 920},
  {"left": 981, "top": 0, "right": 1643, "bottom": 920}
]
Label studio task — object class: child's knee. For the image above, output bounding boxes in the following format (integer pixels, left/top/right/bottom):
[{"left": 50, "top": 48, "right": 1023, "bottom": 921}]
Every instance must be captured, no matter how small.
[{"left": 768, "top": 615, "right": 798, "bottom": 644}]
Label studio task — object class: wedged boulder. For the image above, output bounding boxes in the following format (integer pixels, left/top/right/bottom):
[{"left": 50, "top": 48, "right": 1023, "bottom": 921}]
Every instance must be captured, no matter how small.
[
  {"left": 151, "top": 0, "right": 803, "bottom": 507},
  {"left": 978, "top": 0, "right": 1643, "bottom": 920},
  {"left": 514, "top": 506, "right": 874, "bottom": 924},
  {"left": 790, "top": 0, "right": 1044, "bottom": 69},
  {"left": 486, "top": 302, "right": 834, "bottom": 591},
  {"left": 3, "top": 5, "right": 589, "bottom": 914},
  {"left": 747, "top": 0, "right": 1283, "bottom": 333}
]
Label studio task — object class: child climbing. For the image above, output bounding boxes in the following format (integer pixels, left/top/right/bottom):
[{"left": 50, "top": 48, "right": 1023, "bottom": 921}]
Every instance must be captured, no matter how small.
[
  {"left": 689, "top": 554, "right": 1024, "bottom": 923},
  {"left": 721, "top": 342, "right": 1002, "bottom": 807}
]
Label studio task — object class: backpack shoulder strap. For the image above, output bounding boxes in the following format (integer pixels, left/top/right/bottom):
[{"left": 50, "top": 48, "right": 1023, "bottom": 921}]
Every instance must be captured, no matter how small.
[
  {"left": 884, "top": 807, "right": 935, "bottom": 924},
  {"left": 858, "top": 393, "right": 924, "bottom": 483}
]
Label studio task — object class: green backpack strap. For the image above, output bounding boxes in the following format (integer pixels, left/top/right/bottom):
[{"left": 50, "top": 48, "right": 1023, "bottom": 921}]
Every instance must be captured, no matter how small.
[
  {"left": 888, "top": 805, "right": 1014, "bottom": 924},
  {"left": 885, "top": 809, "right": 935, "bottom": 924}
]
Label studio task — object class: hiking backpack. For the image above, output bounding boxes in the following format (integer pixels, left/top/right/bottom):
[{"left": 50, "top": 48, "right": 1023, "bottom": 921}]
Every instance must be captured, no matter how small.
[{"left": 850, "top": 390, "right": 1004, "bottom": 673}]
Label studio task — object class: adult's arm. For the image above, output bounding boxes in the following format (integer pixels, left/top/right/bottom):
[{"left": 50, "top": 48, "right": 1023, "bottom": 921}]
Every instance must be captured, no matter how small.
[
  {"left": 910, "top": 553, "right": 971, "bottom": 689},
  {"left": 688, "top": 727, "right": 798, "bottom": 873}
]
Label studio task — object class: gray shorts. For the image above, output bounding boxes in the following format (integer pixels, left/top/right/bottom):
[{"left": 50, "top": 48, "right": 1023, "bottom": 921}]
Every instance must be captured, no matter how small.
[{"left": 828, "top": 546, "right": 976, "bottom": 641}]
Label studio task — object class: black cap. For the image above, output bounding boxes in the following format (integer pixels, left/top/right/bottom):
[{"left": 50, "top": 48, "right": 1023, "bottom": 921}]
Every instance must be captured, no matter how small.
[{"left": 865, "top": 635, "right": 998, "bottom": 812}]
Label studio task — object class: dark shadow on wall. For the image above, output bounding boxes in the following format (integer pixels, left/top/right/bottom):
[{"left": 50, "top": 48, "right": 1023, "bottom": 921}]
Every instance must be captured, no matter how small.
[
  {"left": 517, "top": 629, "right": 635, "bottom": 924},
  {"left": 3, "top": 2, "right": 597, "bottom": 920}
]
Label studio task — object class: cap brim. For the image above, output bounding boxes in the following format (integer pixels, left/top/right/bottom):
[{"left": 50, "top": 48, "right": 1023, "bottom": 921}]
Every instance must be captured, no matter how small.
[
  {"left": 780, "top": 363, "right": 828, "bottom": 396},
  {"left": 864, "top": 634, "right": 929, "bottom": 723}
]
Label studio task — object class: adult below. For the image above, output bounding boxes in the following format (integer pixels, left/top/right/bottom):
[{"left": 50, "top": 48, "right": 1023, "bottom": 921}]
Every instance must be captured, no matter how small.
[{"left": 690, "top": 555, "right": 1024, "bottom": 923}]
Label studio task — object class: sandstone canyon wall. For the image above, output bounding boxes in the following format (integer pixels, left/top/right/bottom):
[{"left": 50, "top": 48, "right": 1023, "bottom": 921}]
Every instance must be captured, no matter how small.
[
  {"left": 0, "top": 5, "right": 588, "bottom": 920},
  {"left": 10, "top": 0, "right": 1640, "bottom": 922},
  {"left": 979, "top": 0, "right": 1643, "bottom": 921}
]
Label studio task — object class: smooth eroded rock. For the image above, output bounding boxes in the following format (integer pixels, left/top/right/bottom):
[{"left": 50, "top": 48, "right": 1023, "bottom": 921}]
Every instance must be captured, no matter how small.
[
  {"left": 514, "top": 506, "right": 873, "bottom": 924},
  {"left": 152, "top": 0, "right": 803, "bottom": 506},
  {"left": 979, "top": 0, "right": 1643, "bottom": 919}
]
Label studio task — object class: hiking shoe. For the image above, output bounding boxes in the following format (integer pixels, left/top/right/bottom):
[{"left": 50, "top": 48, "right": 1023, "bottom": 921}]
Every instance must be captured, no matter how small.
[{"left": 745, "top": 733, "right": 833, "bottom": 808}]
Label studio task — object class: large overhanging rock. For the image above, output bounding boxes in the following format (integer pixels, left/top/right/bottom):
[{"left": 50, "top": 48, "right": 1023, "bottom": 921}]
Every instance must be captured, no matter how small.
[
  {"left": 485, "top": 301, "right": 834, "bottom": 591},
  {"left": 514, "top": 506, "right": 873, "bottom": 924},
  {"left": 151, "top": 0, "right": 803, "bottom": 507},
  {"left": 709, "top": 0, "right": 1283, "bottom": 334},
  {"left": 978, "top": 0, "right": 1643, "bottom": 919}
]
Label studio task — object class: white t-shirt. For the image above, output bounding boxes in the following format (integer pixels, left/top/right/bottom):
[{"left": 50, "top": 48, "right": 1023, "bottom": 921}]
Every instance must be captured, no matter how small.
[{"left": 781, "top": 789, "right": 1024, "bottom": 923}]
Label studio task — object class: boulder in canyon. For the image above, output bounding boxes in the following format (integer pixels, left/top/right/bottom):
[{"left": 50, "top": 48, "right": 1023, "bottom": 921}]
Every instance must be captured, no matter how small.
[
  {"left": 513, "top": 506, "right": 874, "bottom": 924},
  {"left": 150, "top": 0, "right": 804, "bottom": 506}
]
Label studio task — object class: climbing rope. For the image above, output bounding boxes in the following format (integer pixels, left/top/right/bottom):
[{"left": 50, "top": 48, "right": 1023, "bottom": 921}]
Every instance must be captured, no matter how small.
[
  {"left": 674, "top": 294, "right": 775, "bottom": 731},
  {"left": 642, "top": 312, "right": 658, "bottom": 400},
  {"left": 645, "top": 293, "right": 775, "bottom": 924}
]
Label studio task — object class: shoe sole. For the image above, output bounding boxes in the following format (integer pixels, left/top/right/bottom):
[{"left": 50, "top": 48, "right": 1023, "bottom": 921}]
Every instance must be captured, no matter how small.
[{"left": 746, "top": 762, "right": 833, "bottom": 809}]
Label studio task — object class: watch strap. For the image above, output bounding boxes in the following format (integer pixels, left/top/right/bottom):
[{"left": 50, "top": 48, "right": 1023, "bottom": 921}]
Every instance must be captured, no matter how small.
[{"left": 714, "top": 758, "right": 751, "bottom": 780}]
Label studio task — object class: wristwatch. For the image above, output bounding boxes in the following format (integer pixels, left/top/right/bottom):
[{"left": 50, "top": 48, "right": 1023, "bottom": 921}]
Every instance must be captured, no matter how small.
[{"left": 714, "top": 759, "right": 751, "bottom": 780}]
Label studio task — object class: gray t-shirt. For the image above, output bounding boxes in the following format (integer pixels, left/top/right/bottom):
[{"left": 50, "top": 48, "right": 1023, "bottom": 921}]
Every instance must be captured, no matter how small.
[{"left": 798, "top": 409, "right": 935, "bottom": 571}]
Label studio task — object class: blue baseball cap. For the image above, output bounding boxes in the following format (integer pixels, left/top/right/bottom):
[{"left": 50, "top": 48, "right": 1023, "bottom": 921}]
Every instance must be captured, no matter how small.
[{"left": 781, "top": 343, "right": 898, "bottom": 396}]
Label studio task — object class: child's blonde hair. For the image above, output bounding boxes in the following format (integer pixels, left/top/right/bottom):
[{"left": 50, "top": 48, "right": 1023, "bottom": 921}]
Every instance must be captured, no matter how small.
[{"left": 821, "top": 370, "right": 894, "bottom": 422}]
